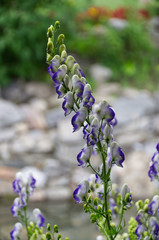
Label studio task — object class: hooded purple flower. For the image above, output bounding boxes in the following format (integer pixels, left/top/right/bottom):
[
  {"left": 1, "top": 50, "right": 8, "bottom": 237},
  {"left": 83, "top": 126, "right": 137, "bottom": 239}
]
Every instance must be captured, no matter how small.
[
  {"left": 33, "top": 208, "right": 45, "bottom": 228},
  {"left": 10, "top": 222, "right": 23, "bottom": 240},
  {"left": 83, "top": 84, "right": 95, "bottom": 109},
  {"left": 73, "top": 180, "right": 89, "bottom": 203},
  {"left": 52, "top": 64, "right": 67, "bottom": 86},
  {"left": 62, "top": 91, "right": 74, "bottom": 116},
  {"left": 72, "top": 74, "right": 85, "bottom": 98},
  {"left": 71, "top": 107, "right": 88, "bottom": 132},
  {"left": 110, "top": 141, "right": 125, "bottom": 167},
  {"left": 47, "top": 55, "right": 61, "bottom": 77},
  {"left": 148, "top": 143, "right": 159, "bottom": 181},
  {"left": 77, "top": 145, "right": 93, "bottom": 167},
  {"left": 148, "top": 195, "right": 159, "bottom": 216}
]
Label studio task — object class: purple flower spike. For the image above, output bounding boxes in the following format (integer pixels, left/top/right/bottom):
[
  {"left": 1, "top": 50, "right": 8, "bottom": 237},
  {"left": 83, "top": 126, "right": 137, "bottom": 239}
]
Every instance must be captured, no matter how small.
[
  {"left": 10, "top": 222, "right": 23, "bottom": 240},
  {"left": 73, "top": 180, "right": 89, "bottom": 203},
  {"left": 71, "top": 107, "right": 88, "bottom": 132},
  {"left": 110, "top": 141, "right": 125, "bottom": 167},
  {"left": 77, "top": 145, "right": 93, "bottom": 167},
  {"left": 62, "top": 92, "right": 74, "bottom": 116},
  {"left": 33, "top": 208, "right": 45, "bottom": 228}
]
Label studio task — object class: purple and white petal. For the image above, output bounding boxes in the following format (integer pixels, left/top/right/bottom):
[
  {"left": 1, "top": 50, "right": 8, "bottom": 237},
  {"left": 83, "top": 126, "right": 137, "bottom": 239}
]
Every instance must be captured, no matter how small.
[
  {"left": 33, "top": 208, "right": 45, "bottom": 228},
  {"left": 62, "top": 92, "right": 74, "bottom": 116},
  {"left": 71, "top": 107, "right": 88, "bottom": 132},
  {"left": 148, "top": 195, "right": 159, "bottom": 216},
  {"left": 110, "top": 141, "right": 125, "bottom": 167},
  {"left": 77, "top": 145, "right": 93, "bottom": 167},
  {"left": 73, "top": 180, "right": 89, "bottom": 203},
  {"left": 10, "top": 222, "right": 23, "bottom": 240}
]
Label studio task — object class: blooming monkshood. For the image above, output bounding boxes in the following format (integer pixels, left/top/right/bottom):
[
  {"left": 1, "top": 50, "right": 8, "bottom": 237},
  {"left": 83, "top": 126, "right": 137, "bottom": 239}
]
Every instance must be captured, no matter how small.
[
  {"left": 10, "top": 172, "right": 45, "bottom": 239},
  {"left": 46, "top": 21, "right": 129, "bottom": 239}
]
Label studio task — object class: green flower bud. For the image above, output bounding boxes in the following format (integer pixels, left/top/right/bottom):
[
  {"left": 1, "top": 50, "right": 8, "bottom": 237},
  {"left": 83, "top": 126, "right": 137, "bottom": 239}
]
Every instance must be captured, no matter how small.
[
  {"left": 30, "top": 232, "right": 38, "bottom": 240},
  {"left": 41, "top": 234, "right": 46, "bottom": 240},
  {"left": 65, "top": 238, "right": 69, "bottom": 240},
  {"left": 47, "top": 53, "right": 53, "bottom": 63},
  {"left": 136, "top": 200, "right": 143, "bottom": 210},
  {"left": 113, "top": 206, "right": 119, "bottom": 215},
  {"left": 55, "top": 21, "right": 60, "bottom": 30},
  {"left": 97, "top": 205, "right": 102, "bottom": 212},
  {"left": 54, "top": 224, "right": 59, "bottom": 233},
  {"left": 87, "top": 195, "right": 92, "bottom": 204},
  {"left": 61, "top": 50, "right": 67, "bottom": 62},
  {"left": 90, "top": 213, "right": 97, "bottom": 223},
  {"left": 83, "top": 204, "right": 89, "bottom": 213},
  {"left": 117, "top": 193, "right": 121, "bottom": 205},
  {"left": 47, "top": 40, "right": 54, "bottom": 54},
  {"left": 47, "top": 25, "right": 54, "bottom": 38},
  {"left": 59, "top": 44, "right": 66, "bottom": 55},
  {"left": 57, "top": 34, "right": 65, "bottom": 45},
  {"left": 46, "top": 232, "right": 51, "bottom": 240},
  {"left": 93, "top": 197, "right": 98, "bottom": 206},
  {"left": 47, "top": 223, "right": 51, "bottom": 231},
  {"left": 144, "top": 204, "right": 148, "bottom": 212},
  {"left": 57, "top": 234, "right": 62, "bottom": 240},
  {"left": 125, "top": 193, "right": 131, "bottom": 203},
  {"left": 144, "top": 199, "right": 150, "bottom": 205}
]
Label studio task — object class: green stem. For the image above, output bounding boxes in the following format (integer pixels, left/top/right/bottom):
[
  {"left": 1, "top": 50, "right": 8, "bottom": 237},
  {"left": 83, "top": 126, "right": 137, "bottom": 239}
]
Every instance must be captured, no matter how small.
[
  {"left": 23, "top": 205, "right": 29, "bottom": 240},
  {"left": 97, "top": 141, "right": 114, "bottom": 240}
]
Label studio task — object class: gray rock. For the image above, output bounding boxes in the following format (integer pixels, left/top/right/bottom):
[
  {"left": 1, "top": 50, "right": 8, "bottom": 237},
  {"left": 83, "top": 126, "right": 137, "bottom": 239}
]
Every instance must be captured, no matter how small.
[
  {"left": 0, "top": 128, "right": 15, "bottom": 142},
  {"left": 0, "top": 100, "right": 23, "bottom": 127},
  {"left": 29, "top": 98, "right": 48, "bottom": 112},
  {"left": 112, "top": 151, "right": 155, "bottom": 199},
  {"left": 45, "top": 108, "right": 64, "bottom": 128},
  {"left": 11, "top": 130, "right": 55, "bottom": 154},
  {"left": 46, "top": 187, "right": 72, "bottom": 201},
  {"left": 113, "top": 92, "right": 157, "bottom": 125}
]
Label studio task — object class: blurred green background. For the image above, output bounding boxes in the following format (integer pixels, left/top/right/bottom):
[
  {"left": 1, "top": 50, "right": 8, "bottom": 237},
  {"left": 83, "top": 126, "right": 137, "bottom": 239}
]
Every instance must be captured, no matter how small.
[{"left": 1, "top": 0, "right": 159, "bottom": 90}]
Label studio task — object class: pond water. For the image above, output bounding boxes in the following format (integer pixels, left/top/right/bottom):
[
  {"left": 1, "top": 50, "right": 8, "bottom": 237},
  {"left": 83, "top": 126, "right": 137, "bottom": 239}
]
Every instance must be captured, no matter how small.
[{"left": 0, "top": 198, "right": 136, "bottom": 240}]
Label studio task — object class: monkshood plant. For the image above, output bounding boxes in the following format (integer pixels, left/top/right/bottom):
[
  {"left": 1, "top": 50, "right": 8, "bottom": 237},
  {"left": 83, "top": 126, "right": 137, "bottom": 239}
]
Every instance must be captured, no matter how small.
[{"left": 9, "top": 20, "right": 159, "bottom": 240}]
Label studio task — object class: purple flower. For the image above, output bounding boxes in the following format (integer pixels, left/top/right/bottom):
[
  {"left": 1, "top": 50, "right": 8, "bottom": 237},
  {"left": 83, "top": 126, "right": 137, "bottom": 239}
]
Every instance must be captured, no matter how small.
[
  {"left": 71, "top": 107, "right": 88, "bottom": 132},
  {"left": 11, "top": 198, "right": 21, "bottom": 217},
  {"left": 47, "top": 55, "right": 61, "bottom": 77},
  {"left": 97, "top": 101, "right": 115, "bottom": 123},
  {"left": 87, "top": 117, "right": 99, "bottom": 146},
  {"left": 136, "top": 211, "right": 144, "bottom": 225},
  {"left": 110, "top": 141, "right": 125, "bottom": 167},
  {"left": 152, "top": 143, "right": 159, "bottom": 162},
  {"left": 33, "top": 208, "right": 45, "bottom": 228},
  {"left": 72, "top": 75, "right": 85, "bottom": 98},
  {"left": 135, "top": 224, "right": 146, "bottom": 240},
  {"left": 56, "top": 84, "right": 66, "bottom": 98},
  {"left": 148, "top": 161, "right": 159, "bottom": 181},
  {"left": 77, "top": 145, "right": 93, "bottom": 167},
  {"left": 149, "top": 217, "right": 159, "bottom": 237},
  {"left": 10, "top": 222, "right": 23, "bottom": 240},
  {"left": 62, "top": 92, "right": 74, "bottom": 116},
  {"left": 73, "top": 180, "right": 89, "bottom": 203},
  {"left": 148, "top": 195, "right": 159, "bottom": 216},
  {"left": 83, "top": 84, "right": 95, "bottom": 109},
  {"left": 148, "top": 143, "right": 159, "bottom": 181},
  {"left": 52, "top": 64, "right": 67, "bottom": 86}
]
